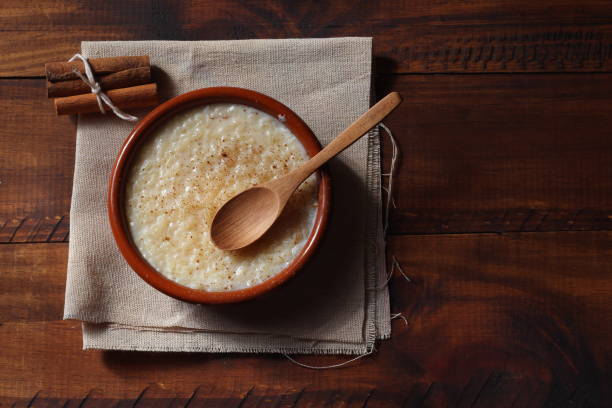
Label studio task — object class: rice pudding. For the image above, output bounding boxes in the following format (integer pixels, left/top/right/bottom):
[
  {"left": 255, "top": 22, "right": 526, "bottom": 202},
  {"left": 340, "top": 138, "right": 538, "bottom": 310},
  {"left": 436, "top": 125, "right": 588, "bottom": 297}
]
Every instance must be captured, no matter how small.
[{"left": 125, "top": 103, "right": 318, "bottom": 292}]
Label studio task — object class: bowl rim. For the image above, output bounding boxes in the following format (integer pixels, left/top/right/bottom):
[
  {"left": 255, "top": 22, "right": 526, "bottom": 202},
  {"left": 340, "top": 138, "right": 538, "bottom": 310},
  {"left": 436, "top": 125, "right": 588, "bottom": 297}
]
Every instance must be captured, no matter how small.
[{"left": 108, "top": 87, "right": 331, "bottom": 304}]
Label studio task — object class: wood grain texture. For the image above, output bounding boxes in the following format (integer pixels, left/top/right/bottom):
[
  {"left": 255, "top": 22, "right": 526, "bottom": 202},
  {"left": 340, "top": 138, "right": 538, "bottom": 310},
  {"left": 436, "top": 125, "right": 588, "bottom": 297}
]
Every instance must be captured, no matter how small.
[
  {"left": 388, "top": 232, "right": 612, "bottom": 406},
  {"left": 0, "top": 80, "right": 75, "bottom": 221},
  {"left": 378, "top": 73, "right": 612, "bottom": 234},
  {"left": 0, "top": 244, "right": 67, "bottom": 322},
  {"left": 2, "top": 0, "right": 612, "bottom": 76},
  {"left": 1, "top": 233, "right": 611, "bottom": 405},
  {"left": 0, "top": 215, "right": 69, "bottom": 243},
  {"left": 3, "top": 74, "right": 612, "bottom": 238}
]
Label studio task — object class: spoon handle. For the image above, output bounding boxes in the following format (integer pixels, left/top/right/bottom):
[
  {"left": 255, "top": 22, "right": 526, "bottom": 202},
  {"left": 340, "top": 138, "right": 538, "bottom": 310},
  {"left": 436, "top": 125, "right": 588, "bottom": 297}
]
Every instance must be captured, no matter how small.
[
  {"left": 265, "top": 92, "right": 402, "bottom": 202},
  {"left": 299, "top": 92, "right": 401, "bottom": 177}
]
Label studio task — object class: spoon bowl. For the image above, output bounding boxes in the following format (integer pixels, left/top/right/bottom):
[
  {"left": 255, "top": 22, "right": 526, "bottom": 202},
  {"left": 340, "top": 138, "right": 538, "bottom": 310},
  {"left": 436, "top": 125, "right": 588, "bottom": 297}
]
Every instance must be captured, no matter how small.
[{"left": 211, "top": 186, "right": 281, "bottom": 250}]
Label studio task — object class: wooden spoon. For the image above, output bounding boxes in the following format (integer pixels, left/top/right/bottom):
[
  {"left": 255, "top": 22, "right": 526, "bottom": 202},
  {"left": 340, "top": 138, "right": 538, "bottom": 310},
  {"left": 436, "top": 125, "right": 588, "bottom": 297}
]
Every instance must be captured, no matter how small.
[{"left": 210, "top": 92, "right": 402, "bottom": 250}]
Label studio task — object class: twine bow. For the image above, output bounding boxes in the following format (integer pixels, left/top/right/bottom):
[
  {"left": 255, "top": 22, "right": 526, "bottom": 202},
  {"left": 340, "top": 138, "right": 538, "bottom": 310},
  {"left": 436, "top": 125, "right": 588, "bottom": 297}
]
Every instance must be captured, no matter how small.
[{"left": 68, "top": 54, "right": 138, "bottom": 122}]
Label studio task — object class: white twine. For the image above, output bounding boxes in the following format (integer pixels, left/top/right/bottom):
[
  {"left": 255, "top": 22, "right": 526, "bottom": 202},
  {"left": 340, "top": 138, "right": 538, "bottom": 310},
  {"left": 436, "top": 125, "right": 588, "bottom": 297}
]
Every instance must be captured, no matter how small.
[
  {"left": 379, "top": 122, "right": 399, "bottom": 235},
  {"left": 391, "top": 313, "right": 409, "bottom": 326},
  {"left": 375, "top": 255, "right": 408, "bottom": 290},
  {"left": 377, "top": 257, "right": 396, "bottom": 290},
  {"left": 382, "top": 186, "right": 397, "bottom": 208},
  {"left": 67, "top": 54, "right": 139, "bottom": 122},
  {"left": 282, "top": 349, "right": 374, "bottom": 370},
  {"left": 392, "top": 256, "right": 411, "bottom": 283}
]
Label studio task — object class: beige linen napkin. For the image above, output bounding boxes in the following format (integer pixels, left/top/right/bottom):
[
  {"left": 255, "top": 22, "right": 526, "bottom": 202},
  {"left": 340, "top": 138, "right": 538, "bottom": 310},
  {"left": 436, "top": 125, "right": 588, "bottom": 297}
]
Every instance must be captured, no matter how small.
[{"left": 64, "top": 38, "right": 390, "bottom": 354}]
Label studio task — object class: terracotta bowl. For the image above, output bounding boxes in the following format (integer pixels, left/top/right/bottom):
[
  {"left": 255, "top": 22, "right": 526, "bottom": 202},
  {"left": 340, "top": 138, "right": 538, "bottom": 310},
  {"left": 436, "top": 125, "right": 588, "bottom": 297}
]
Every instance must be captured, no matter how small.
[{"left": 108, "top": 87, "right": 331, "bottom": 304}]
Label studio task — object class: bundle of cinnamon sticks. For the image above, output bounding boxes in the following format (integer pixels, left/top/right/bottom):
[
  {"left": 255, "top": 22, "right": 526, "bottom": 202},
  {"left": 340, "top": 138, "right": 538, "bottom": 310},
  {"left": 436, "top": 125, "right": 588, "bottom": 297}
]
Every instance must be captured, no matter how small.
[{"left": 45, "top": 56, "right": 158, "bottom": 116}]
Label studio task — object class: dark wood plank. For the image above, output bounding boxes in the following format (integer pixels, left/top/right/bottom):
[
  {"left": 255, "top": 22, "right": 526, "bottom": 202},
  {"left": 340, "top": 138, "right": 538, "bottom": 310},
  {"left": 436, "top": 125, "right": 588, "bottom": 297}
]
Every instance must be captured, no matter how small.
[
  {"left": 2, "top": 0, "right": 612, "bottom": 76},
  {"left": 0, "top": 79, "right": 74, "bottom": 227},
  {"left": 3, "top": 73, "right": 612, "bottom": 238},
  {"left": 1, "top": 232, "right": 611, "bottom": 404},
  {"left": 0, "top": 243, "right": 67, "bottom": 322},
  {"left": 364, "top": 389, "right": 410, "bottom": 408},
  {"left": 379, "top": 73, "right": 612, "bottom": 233},
  {"left": 387, "top": 232, "right": 612, "bottom": 406}
]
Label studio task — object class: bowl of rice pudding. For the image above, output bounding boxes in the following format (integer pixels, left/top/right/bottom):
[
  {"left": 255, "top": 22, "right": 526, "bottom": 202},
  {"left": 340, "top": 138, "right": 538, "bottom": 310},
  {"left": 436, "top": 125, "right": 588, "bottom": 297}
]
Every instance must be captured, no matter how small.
[{"left": 108, "top": 87, "right": 331, "bottom": 304}]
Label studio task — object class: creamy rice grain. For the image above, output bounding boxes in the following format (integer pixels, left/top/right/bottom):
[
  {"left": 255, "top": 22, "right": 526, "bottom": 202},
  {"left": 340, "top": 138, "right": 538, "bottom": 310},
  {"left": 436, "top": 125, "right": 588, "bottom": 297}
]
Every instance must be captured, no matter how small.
[{"left": 125, "top": 104, "right": 318, "bottom": 292}]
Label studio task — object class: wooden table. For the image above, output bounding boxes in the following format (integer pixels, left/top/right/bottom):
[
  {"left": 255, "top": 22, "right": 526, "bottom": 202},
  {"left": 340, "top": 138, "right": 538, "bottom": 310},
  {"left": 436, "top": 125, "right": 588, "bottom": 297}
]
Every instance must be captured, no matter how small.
[{"left": 2, "top": 1, "right": 612, "bottom": 406}]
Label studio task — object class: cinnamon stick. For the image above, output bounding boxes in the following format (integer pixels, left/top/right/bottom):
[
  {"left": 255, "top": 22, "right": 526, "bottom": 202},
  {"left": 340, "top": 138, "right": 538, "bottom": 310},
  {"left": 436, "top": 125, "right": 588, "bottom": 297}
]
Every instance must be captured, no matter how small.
[
  {"left": 47, "top": 66, "right": 152, "bottom": 98},
  {"left": 54, "top": 83, "right": 158, "bottom": 116},
  {"left": 45, "top": 56, "right": 150, "bottom": 82}
]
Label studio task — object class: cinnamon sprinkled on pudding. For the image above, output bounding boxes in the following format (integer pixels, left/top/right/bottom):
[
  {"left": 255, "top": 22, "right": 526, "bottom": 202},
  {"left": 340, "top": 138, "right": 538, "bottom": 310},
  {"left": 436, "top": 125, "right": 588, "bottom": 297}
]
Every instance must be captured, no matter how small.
[{"left": 125, "top": 104, "right": 317, "bottom": 292}]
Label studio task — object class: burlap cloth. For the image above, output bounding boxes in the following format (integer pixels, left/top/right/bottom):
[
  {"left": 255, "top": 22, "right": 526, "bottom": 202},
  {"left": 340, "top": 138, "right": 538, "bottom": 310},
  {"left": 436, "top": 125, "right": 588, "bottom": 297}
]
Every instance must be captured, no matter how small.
[{"left": 63, "top": 38, "right": 390, "bottom": 354}]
